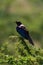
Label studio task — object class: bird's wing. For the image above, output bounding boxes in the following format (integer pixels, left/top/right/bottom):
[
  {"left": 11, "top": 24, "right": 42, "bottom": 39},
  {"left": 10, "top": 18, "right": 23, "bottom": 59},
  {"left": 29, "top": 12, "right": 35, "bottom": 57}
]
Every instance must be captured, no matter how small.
[
  {"left": 21, "top": 26, "right": 34, "bottom": 45},
  {"left": 19, "top": 25, "right": 29, "bottom": 34}
]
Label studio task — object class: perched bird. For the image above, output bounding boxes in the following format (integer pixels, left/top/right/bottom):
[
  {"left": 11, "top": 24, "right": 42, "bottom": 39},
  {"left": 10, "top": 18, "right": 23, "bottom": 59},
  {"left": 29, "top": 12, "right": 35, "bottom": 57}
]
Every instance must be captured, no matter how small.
[{"left": 16, "top": 21, "right": 34, "bottom": 45}]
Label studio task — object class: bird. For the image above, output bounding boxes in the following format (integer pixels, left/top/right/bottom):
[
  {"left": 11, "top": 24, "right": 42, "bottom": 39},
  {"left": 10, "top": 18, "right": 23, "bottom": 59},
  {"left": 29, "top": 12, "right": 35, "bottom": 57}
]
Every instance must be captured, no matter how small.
[{"left": 16, "top": 21, "right": 34, "bottom": 45}]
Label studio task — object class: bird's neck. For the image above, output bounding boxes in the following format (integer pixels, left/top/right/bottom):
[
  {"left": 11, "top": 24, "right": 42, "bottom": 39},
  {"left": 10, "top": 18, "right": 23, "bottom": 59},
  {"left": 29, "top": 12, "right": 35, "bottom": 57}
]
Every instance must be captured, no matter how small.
[{"left": 18, "top": 24, "right": 24, "bottom": 28}]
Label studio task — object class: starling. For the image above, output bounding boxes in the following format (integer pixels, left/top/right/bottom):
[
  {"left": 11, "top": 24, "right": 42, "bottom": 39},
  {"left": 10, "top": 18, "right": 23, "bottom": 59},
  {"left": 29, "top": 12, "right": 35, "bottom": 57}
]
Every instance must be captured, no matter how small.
[{"left": 16, "top": 21, "right": 34, "bottom": 45}]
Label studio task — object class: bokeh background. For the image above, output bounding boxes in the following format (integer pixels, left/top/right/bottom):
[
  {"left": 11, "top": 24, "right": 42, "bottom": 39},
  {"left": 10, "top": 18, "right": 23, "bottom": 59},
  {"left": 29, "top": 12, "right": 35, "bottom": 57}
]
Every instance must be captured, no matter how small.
[
  {"left": 0, "top": 0, "right": 43, "bottom": 48},
  {"left": 0, "top": 0, "right": 43, "bottom": 65}
]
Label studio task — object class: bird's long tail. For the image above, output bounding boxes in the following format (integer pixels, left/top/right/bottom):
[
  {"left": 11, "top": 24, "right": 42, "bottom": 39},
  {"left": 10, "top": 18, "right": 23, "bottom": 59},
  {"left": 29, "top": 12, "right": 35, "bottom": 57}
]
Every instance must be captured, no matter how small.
[{"left": 28, "top": 35, "right": 34, "bottom": 45}]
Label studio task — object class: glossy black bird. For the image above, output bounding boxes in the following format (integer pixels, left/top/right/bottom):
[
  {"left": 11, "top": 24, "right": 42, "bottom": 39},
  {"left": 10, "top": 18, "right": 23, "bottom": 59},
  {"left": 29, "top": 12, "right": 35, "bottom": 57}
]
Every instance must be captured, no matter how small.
[{"left": 16, "top": 21, "right": 34, "bottom": 45}]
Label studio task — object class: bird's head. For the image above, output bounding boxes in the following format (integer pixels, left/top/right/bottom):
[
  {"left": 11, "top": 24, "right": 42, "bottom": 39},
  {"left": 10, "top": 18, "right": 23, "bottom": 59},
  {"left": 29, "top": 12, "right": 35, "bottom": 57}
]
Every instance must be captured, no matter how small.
[{"left": 16, "top": 21, "right": 22, "bottom": 26}]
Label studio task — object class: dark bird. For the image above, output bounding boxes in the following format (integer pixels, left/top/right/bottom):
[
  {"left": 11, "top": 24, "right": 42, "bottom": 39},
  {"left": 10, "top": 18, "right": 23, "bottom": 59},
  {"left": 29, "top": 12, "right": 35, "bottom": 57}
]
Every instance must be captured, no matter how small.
[{"left": 16, "top": 21, "right": 34, "bottom": 45}]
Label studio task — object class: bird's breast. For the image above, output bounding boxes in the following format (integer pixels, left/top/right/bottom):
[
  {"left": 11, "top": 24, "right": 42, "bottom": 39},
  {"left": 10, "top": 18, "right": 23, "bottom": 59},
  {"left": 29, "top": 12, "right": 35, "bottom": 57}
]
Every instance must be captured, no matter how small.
[{"left": 16, "top": 27, "right": 29, "bottom": 39}]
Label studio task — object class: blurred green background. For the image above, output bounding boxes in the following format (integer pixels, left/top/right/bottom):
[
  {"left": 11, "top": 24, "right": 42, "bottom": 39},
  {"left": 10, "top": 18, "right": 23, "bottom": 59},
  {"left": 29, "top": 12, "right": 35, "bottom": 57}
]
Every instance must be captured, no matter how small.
[
  {"left": 0, "top": 0, "right": 43, "bottom": 48},
  {"left": 0, "top": 0, "right": 43, "bottom": 65}
]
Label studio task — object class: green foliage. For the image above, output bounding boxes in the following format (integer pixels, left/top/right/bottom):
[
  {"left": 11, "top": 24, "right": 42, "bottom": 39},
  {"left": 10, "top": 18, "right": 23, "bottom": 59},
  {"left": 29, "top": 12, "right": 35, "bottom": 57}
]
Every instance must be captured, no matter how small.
[
  {"left": 0, "top": 0, "right": 43, "bottom": 65},
  {"left": 0, "top": 50, "right": 43, "bottom": 65},
  {"left": 0, "top": 37, "right": 43, "bottom": 65}
]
